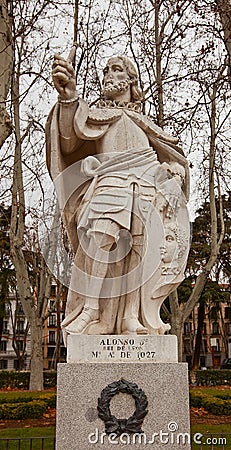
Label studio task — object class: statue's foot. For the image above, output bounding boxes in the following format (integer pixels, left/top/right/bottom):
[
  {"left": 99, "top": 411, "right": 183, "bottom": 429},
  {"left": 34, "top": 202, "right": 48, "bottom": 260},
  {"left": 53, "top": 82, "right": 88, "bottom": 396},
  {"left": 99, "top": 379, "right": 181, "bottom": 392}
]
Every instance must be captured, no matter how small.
[
  {"left": 65, "top": 307, "right": 99, "bottom": 334},
  {"left": 122, "top": 318, "right": 148, "bottom": 335}
]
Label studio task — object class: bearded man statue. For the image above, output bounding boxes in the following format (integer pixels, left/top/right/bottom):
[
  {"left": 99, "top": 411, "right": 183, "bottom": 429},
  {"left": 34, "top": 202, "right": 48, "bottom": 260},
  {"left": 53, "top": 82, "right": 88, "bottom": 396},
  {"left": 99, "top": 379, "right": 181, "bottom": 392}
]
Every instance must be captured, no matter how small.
[{"left": 46, "top": 49, "right": 190, "bottom": 341}]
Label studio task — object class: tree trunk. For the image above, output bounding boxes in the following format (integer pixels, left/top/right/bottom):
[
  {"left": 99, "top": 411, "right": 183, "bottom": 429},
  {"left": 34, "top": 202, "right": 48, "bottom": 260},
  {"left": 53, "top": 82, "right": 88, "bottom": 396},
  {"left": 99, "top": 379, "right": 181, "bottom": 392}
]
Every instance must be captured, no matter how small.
[
  {"left": 29, "top": 317, "right": 44, "bottom": 391},
  {"left": 10, "top": 62, "right": 46, "bottom": 391},
  {"left": 170, "top": 316, "right": 184, "bottom": 362},
  {"left": 0, "top": 0, "right": 13, "bottom": 147},
  {"left": 154, "top": 0, "right": 164, "bottom": 128},
  {"left": 169, "top": 290, "right": 183, "bottom": 361},
  {"left": 192, "top": 302, "right": 205, "bottom": 370},
  {"left": 216, "top": 0, "right": 231, "bottom": 76}
]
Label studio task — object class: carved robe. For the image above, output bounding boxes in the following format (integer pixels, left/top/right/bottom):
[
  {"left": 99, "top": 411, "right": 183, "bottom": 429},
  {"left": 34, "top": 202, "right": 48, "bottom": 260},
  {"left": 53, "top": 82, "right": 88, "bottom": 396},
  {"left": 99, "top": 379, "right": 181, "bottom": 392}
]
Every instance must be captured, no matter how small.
[{"left": 46, "top": 99, "right": 190, "bottom": 335}]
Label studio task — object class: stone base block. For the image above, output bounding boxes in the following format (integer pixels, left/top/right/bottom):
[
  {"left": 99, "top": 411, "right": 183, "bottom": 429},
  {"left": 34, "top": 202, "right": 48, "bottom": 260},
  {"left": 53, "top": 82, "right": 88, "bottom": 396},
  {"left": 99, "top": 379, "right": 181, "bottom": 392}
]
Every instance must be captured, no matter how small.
[
  {"left": 56, "top": 362, "right": 191, "bottom": 449},
  {"left": 67, "top": 334, "right": 178, "bottom": 363}
]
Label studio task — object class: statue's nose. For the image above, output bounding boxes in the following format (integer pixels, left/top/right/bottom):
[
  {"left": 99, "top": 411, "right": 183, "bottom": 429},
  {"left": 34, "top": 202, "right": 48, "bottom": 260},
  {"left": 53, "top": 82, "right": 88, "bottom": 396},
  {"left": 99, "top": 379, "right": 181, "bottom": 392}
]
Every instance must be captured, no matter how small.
[{"left": 105, "top": 72, "right": 113, "bottom": 79}]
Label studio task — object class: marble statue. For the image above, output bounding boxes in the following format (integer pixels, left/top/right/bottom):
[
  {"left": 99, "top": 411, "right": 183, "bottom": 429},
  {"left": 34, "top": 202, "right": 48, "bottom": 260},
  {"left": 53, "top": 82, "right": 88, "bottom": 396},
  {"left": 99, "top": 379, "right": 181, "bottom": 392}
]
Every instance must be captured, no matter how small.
[{"left": 46, "top": 47, "right": 190, "bottom": 339}]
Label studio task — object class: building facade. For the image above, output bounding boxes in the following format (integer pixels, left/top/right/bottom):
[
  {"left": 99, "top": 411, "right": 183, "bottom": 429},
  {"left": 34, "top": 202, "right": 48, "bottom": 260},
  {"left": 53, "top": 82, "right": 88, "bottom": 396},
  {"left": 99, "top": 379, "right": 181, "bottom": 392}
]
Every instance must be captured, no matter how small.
[
  {"left": 182, "top": 300, "right": 231, "bottom": 368},
  {"left": 0, "top": 295, "right": 31, "bottom": 370},
  {"left": 1, "top": 289, "right": 230, "bottom": 370}
]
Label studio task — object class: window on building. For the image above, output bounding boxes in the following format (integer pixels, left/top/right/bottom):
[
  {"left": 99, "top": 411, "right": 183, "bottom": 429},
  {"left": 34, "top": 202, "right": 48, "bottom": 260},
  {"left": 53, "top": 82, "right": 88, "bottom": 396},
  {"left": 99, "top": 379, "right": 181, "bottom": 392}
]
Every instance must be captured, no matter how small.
[
  {"left": 184, "top": 339, "right": 191, "bottom": 354},
  {"left": 186, "top": 355, "right": 192, "bottom": 369},
  {"left": 60, "top": 347, "right": 66, "bottom": 358},
  {"left": 2, "top": 321, "right": 9, "bottom": 334},
  {"left": 49, "top": 331, "right": 56, "bottom": 344},
  {"left": 47, "top": 347, "right": 55, "bottom": 358},
  {"left": 202, "top": 339, "right": 208, "bottom": 353},
  {"left": 48, "top": 360, "right": 55, "bottom": 369},
  {"left": 49, "top": 299, "right": 56, "bottom": 309},
  {"left": 50, "top": 285, "right": 56, "bottom": 297},
  {"left": 225, "top": 307, "right": 231, "bottom": 320},
  {"left": 16, "top": 341, "right": 24, "bottom": 352},
  {"left": 16, "top": 320, "right": 24, "bottom": 333},
  {"left": 225, "top": 323, "right": 231, "bottom": 336},
  {"left": 200, "top": 355, "right": 206, "bottom": 367},
  {"left": 17, "top": 303, "right": 24, "bottom": 315},
  {"left": 212, "top": 322, "right": 219, "bottom": 335},
  {"left": 14, "top": 360, "right": 19, "bottom": 370},
  {"left": 210, "top": 307, "right": 218, "bottom": 320},
  {"left": 4, "top": 304, "right": 10, "bottom": 316},
  {"left": 213, "top": 338, "right": 220, "bottom": 352},
  {"left": 0, "top": 360, "right": 8, "bottom": 369},
  {"left": 48, "top": 314, "right": 56, "bottom": 327},
  {"left": 0, "top": 341, "right": 7, "bottom": 352},
  {"left": 184, "top": 322, "right": 192, "bottom": 334}
]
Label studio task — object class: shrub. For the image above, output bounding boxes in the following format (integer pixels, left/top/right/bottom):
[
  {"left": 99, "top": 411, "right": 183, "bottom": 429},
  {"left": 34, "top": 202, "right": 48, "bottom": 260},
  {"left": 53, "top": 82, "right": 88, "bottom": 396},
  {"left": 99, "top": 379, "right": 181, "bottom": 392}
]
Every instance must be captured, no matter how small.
[
  {"left": 0, "top": 392, "right": 56, "bottom": 406},
  {"left": 189, "top": 392, "right": 205, "bottom": 408},
  {"left": 202, "top": 396, "right": 231, "bottom": 416},
  {"left": 0, "top": 371, "right": 30, "bottom": 389},
  {"left": 0, "top": 394, "right": 35, "bottom": 404},
  {"left": 190, "top": 370, "right": 231, "bottom": 386},
  {"left": 0, "top": 392, "right": 56, "bottom": 419},
  {"left": 0, "top": 371, "right": 57, "bottom": 389},
  {"left": 0, "top": 400, "right": 47, "bottom": 420},
  {"left": 44, "top": 371, "right": 57, "bottom": 388},
  {"left": 190, "top": 390, "right": 231, "bottom": 415},
  {"left": 40, "top": 393, "right": 56, "bottom": 408}
]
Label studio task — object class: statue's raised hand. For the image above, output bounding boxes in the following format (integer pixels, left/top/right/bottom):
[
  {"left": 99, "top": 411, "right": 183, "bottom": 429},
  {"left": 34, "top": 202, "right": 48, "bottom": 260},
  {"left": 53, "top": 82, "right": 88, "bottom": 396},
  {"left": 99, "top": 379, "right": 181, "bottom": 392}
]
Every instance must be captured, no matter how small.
[{"left": 52, "top": 45, "right": 77, "bottom": 100}]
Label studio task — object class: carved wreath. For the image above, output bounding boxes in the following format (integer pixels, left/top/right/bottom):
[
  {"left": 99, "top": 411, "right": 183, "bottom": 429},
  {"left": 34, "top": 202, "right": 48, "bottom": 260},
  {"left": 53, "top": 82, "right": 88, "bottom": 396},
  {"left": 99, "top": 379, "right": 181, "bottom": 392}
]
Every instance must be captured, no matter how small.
[{"left": 97, "top": 378, "right": 148, "bottom": 436}]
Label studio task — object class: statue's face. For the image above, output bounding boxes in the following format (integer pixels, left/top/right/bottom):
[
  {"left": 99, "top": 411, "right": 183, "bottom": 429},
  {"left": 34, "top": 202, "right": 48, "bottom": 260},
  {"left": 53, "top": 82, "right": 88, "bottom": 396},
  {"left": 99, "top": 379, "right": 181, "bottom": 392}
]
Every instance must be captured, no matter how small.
[
  {"left": 160, "top": 228, "right": 178, "bottom": 264},
  {"left": 102, "top": 57, "right": 130, "bottom": 100}
]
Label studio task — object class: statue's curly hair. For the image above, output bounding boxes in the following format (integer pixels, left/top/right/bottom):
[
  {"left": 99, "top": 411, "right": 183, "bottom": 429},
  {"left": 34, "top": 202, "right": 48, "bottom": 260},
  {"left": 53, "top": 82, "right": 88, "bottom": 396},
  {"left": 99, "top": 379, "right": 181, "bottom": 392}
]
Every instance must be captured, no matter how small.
[{"left": 165, "top": 222, "right": 188, "bottom": 260}]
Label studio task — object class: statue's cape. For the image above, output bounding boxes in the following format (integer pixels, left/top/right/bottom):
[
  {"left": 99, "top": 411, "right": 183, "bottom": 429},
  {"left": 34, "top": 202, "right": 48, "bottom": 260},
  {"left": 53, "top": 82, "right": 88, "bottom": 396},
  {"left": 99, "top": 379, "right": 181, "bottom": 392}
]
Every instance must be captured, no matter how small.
[{"left": 45, "top": 98, "right": 189, "bottom": 252}]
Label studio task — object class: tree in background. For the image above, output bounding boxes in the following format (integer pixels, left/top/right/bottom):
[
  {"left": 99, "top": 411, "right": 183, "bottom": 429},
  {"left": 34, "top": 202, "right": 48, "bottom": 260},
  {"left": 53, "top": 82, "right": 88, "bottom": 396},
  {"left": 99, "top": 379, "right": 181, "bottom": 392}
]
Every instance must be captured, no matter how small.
[
  {"left": 1, "top": 0, "right": 59, "bottom": 390},
  {"left": 0, "top": 0, "right": 13, "bottom": 148}
]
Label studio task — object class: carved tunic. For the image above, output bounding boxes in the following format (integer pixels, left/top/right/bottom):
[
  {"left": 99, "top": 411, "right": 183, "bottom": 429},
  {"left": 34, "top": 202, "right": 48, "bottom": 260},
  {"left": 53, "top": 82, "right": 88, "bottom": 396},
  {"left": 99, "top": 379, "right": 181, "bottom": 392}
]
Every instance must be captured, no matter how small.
[{"left": 45, "top": 98, "right": 190, "bottom": 335}]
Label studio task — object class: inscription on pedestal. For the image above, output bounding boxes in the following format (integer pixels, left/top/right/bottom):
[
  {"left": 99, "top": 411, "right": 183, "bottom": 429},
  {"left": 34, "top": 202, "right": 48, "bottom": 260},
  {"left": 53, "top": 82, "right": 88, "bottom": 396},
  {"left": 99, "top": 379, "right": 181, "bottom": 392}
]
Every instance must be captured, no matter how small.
[{"left": 67, "top": 335, "right": 178, "bottom": 363}]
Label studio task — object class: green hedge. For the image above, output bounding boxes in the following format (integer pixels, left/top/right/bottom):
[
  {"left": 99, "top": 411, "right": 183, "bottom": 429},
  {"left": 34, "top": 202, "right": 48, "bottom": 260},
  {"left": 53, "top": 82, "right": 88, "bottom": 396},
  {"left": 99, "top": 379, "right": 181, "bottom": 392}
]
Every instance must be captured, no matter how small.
[
  {"left": 190, "top": 370, "right": 231, "bottom": 386},
  {"left": 0, "top": 392, "right": 56, "bottom": 407},
  {"left": 190, "top": 390, "right": 231, "bottom": 415},
  {"left": 0, "top": 371, "right": 57, "bottom": 389},
  {"left": 0, "top": 392, "right": 56, "bottom": 420},
  {"left": 0, "top": 400, "right": 47, "bottom": 420}
]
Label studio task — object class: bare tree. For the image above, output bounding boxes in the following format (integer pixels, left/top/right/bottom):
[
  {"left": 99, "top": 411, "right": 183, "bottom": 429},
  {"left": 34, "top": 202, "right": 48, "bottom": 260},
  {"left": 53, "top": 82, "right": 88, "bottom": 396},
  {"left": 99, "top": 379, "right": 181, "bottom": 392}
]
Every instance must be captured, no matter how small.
[
  {"left": 216, "top": 0, "right": 231, "bottom": 73},
  {"left": 0, "top": 0, "right": 13, "bottom": 148},
  {"left": 8, "top": 0, "right": 59, "bottom": 390}
]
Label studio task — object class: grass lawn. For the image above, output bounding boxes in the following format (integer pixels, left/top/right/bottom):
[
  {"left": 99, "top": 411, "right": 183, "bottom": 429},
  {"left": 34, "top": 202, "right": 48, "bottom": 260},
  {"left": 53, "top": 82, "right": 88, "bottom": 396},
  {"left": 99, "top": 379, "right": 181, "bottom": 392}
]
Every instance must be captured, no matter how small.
[{"left": 191, "top": 424, "right": 230, "bottom": 449}]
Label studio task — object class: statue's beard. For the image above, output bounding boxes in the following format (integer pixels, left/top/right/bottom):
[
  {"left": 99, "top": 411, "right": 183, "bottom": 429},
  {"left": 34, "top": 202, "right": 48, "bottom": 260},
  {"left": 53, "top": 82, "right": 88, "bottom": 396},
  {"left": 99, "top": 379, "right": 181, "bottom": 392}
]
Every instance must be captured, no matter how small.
[{"left": 102, "top": 79, "right": 130, "bottom": 99}]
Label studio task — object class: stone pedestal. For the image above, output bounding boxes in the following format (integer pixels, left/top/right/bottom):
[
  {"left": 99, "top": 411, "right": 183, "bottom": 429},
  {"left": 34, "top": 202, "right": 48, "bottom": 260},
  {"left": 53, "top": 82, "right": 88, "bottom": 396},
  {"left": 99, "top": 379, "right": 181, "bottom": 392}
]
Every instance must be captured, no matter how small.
[{"left": 56, "top": 336, "right": 191, "bottom": 449}]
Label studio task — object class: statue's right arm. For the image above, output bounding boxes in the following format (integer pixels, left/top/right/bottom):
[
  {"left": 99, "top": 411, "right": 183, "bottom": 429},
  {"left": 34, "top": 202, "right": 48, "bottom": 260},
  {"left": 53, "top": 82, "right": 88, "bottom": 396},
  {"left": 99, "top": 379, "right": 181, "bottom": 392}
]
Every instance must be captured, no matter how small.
[{"left": 52, "top": 52, "right": 81, "bottom": 154}]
